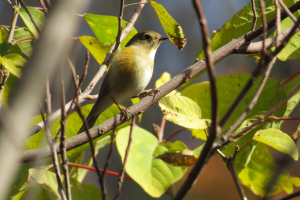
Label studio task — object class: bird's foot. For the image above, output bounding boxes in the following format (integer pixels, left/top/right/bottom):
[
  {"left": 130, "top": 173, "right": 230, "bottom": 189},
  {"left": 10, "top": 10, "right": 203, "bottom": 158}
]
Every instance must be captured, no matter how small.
[
  {"left": 134, "top": 88, "right": 159, "bottom": 98},
  {"left": 113, "top": 99, "right": 131, "bottom": 120}
]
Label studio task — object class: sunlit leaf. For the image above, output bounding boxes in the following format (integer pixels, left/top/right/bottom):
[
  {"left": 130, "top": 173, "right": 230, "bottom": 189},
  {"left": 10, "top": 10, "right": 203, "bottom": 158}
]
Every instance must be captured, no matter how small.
[
  {"left": 0, "top": 54, "right": 26, "bottom": 77},
  {"left": 236, "top": 142, "right": 300, "bottom": 196},
  {"left": 253, "top": 128, "right": 299, "bottom": 161},
  {"left": 149, "top": 1, "right": 186, "bottom": 50},
  {"left": 116, "top": 126, "right": 186, "bottom": 197},
  {"left": 16, "top": 6, "right": 45, "bottom": 37},
  {"left": 159, "top": 95, "right": 210, "bottom": 129},
  {"left": 79, "top": 36, "right": 112, "bottom": 65},
  {"left": 84, "top": 14, "right": 137, "bottom": 46}
]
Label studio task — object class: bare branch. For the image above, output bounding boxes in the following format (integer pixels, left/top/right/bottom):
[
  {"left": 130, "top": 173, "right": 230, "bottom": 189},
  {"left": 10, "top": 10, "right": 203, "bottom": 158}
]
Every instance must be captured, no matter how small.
[
  {"left": 274, "top": 0, "right": 281, "bottom": 47},
  {"left": 278, "top": 0, "right": 297, "bottom": 23},
  {"left": 114, "top": 116, "right": 135, "bottom": 200},
  {"left": 250, "top": 0, "right": 257, "bottom": 31},
  {"left": 60, "top": 79, "right": 72, "bottom": 200}
]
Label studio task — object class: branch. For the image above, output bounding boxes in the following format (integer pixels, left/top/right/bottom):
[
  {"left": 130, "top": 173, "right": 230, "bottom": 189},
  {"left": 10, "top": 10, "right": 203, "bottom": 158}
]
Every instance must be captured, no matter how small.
[
  {"left": 20, "top": 2, "right": 300, "bottom": 163},
  {"left": 250, "top": 0, "right": 257, "bottom": 31},
  {"left": 278, "top": 0, "right": 297, "bottom": 23}
]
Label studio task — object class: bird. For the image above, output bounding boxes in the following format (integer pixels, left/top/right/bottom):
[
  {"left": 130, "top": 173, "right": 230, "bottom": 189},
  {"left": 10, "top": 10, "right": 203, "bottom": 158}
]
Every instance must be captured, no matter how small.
[{"left": 78, "top": 30, "right": 168, "bottom": 134}]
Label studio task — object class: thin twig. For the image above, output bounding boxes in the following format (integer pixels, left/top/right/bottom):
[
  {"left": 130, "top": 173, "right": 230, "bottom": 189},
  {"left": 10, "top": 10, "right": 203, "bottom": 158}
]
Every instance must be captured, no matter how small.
[
  {"left": 68, "top": 57, "right": 106, "bottom": 199},
  {"left": 12, "top": 37, "right": 36, "bottom": 45},
  {"left": 114, "top": 116, "right": 135, "bottom": 200},
  {"left": 60, "top": 79, "right": 72, "bottom": 200},
  {"left": 280, "top": 68, "right": 300, "bottom": 86},
  {"left": 18, "top": 0, "right": 41, "bottom": 33},
  {"left": 218, "top": 147, "right": 247, "bottom": 200},
  {"left": 159, "top": 118, "right": 166, "bottom": 142},
  {"left": 75, "top": 103, "right": 105, "bottom": 199},
  {"left": 68, "top": 162, "right": 133, "bottom": 180},
  {"left": 174, "top": 0, "right": 218, "bottom": 199},
  {"left": 278, "top": 0, "right": 297, "bottom": 23},
  {"left": 124, "top": 2, "right": 149, "bottom": 8},
  {"left": 79, "top": 51, "right": 90, "bottom": 87},
  {"left": 7, "top": 7, "right": 19, "bottom": 43},
  {"left": 42, "top": 86, "right": 67, "bottom": 200},
  {"left": 165, "top": 128, "right": 187, "bottom": 142},
  {"left": 250, "top": 0, "right": 257, "bottom": 31},
  {"left": 38, "top": 0, "right": 48, "bottom": 15},
  {"left": 274, "top": 0, "right": 281, "bottom": 47},
  {"left": 102, "top": 116, "right": 117, "bottom": 190},
  {"left": 113, "top": 0, "right": 124, "bottom": 54}
]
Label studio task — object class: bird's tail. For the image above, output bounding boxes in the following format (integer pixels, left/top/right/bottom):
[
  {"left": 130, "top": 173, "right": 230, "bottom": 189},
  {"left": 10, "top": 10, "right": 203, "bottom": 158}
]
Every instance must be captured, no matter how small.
[{"left": 77, "top": 112, "right": 100, "bottom": 134}]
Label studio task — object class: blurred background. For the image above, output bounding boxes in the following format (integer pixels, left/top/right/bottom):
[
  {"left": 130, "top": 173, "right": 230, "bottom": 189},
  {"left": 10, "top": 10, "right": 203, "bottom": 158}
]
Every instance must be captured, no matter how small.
[{"left": 1, "top": 0, "right": 299, "bottom": 199}]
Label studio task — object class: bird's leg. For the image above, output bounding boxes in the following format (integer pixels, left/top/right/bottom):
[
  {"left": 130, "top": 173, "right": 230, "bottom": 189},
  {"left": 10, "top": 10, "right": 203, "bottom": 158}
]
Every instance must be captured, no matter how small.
[
  {"left": 133, "top": 88, "right": 159, "bottom": 98},
  {"left": 113, "top": 99, "right": 130, "bottom": 120}
]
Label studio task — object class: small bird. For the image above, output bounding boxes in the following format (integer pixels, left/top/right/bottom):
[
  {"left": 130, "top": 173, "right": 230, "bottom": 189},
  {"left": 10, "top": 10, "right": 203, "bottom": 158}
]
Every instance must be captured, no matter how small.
[{"left": 78, "top": 30, "right": 168, "bottom": 134}]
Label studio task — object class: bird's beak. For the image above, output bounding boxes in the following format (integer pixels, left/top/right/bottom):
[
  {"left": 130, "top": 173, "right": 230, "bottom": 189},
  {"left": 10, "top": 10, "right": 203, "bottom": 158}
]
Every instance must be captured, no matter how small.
[{"left": 159, "top": 37, "right": 168, "bottom": 41}]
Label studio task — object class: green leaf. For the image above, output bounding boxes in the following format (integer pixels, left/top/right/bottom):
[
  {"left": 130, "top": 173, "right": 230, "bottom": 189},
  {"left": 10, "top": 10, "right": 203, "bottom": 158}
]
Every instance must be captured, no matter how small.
[
  {"left": 0, "top": 26, "right": 7, "bottom": 43},
  {"left": 191, "top": 129, "right": 207, "bottom": 141},
  {"left": 0, "top": 42, "right": 12, "bottom": 55},
  {"left": 70, "top": 177, "right": 103, "bottom": 200},
  {"left": 28, "top": 169, "right": 60, "bottom": 198},
  {"left": 0, "top": 54, "right": 26, "bottom": 77},
  {"left": 13, "top": 27, "right": 35, "bottom": 58},
  {"left": 159, "top": 95, "right": 210, "bottom": 129},
  {"left": 79, "top": 36, "right": 112, "bottom": 65},
  {"left": 2, "top": 74, "right": 18, "bottom": 105},
  {"left": 149, "top": 1, "right": 186, "bottom": 50},
  {"left": 281, "top": 73, "right": 300, "bottom": 117},
  {"left": 253, "top": 128, "right": 299, "bottom": 161},
  {"left": 84, "top": 14, "right": 137, "bottom": 46},
  {"left": 17, "top": 6, "right": 45, "bottom": 37},
  {"left": 236, "top": 142, "right": 300, "bottom": 196},
  {"left": 116, "top": 126, "right": 186, "bottom": 197}
]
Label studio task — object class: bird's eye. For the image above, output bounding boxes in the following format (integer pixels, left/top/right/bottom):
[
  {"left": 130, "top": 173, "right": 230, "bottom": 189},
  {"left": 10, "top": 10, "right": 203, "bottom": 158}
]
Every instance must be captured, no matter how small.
[{"left": 143, "top": 34, "right": 151, "bottom": 40}]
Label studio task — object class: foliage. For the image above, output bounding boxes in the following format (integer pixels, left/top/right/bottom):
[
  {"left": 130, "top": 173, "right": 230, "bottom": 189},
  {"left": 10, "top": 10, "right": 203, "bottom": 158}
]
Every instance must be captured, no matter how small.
[{"left": 1, "top": 1, "right": 300, "bottom": 200}]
